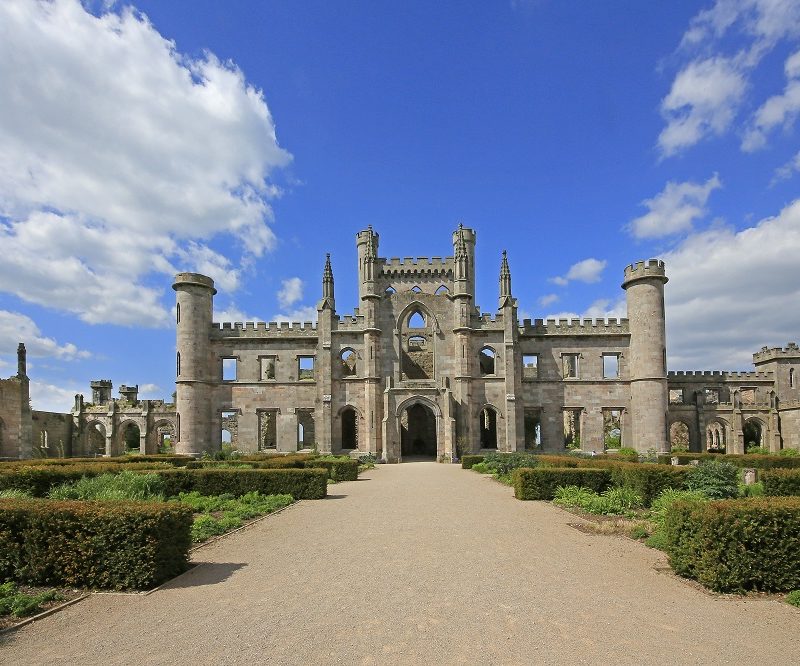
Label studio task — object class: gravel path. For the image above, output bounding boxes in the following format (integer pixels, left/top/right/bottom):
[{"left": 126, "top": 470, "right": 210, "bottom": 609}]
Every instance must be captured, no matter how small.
[{"left": 3, "top": 462, "right": 799, "bottom": 664}]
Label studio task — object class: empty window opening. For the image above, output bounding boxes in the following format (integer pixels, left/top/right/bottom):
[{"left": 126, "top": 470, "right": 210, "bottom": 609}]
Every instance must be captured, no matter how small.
[
  {"left": 341, "top": 407, "right": 358, "bottom": 450},
  {"left": 408, "top": 335, "right": 426, "bottom": 350},
  {"left": 176, "top": 352, "right": 181, "bottom": 377},
  {"left": 563, "top": 409, "right": 582, "bottom": 450},
  {"left": 562, "top": 354, "right": 579, "bottom": 379},
  {"left": 260, "top": 356, "right": 276, "bottom": 381},
  {"left": 434, "top": 285, "right": 450, "bottom": 295},
  {"left": 403, "top": 335, "right": 432, "bottom": 379},
  {"left": 602, "top": 409, "right": 622, "bottom": 450},
  {"left": 669, "top": 389, "right": 684, "bottom": 404},
  {"left": 743, "top": 420, "right": 763, "bottom": 451},
  {"left": 479, "top": 407, "right": 498, "bottom": 450},
  {"left": 670, "top": 422, "right": 690, "bottom": 452},
  {"left": 87, "top": 422, "right": 105, "bottom": 455},
  {"left": 479, "top": 347, "right": 496, "bottom": 375},
  {"left": 791, "top": 368, "right": 796, "bottom": 389},
  {"left": 340, "top": 349, "right": 357, "bottom": 377},
  {"left": 408, "top": 311, "right": 425, "bottom": 328},
  {"left": 602, "top": 354, "right": 619, "bottom": 379},
  {"left": 222, "top": 358, "right": 237, "bottom": 381},
  {"left": 524, "top": 409, "right": 541, "bottom": 450},
  {"left": 522, "top": 354, "right": 538, "bottom": 379},
  {"left": 706, "top": 422, "right": 725, "bottom": 452},
  {"left": 122, "top": 423, "right": 140, "bottom": 454},
  {"left": 297, "top": 410, "right": 315, "bottom": 450},
  {"left": 298, "top": 356, "right": 315, "bottom": 381},
  {"left": 385, "top": 286, "right": 396, "bottom": 295},
  {"left": 176, "top": 303, "right": 180, "bottom": 323},
  {"left": 704, "top": 388, "right": 719, "bottom": 405},
  {"left": 39, "top": 430, "right": 49, "bottom": 450},
  {"left": 410, "top": 285, "right": 422, "bottom": 293},
  {"left": 221, "top": 411, "right": 238, "bottom": 448},
  {"left": 258, "top": 410, "right": 277, "bottom": 450}
]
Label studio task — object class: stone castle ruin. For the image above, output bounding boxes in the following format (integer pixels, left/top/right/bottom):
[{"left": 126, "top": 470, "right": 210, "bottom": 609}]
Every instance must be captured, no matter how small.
[{"left": 1, "top": 224, "right": 798, "bottom": 460}]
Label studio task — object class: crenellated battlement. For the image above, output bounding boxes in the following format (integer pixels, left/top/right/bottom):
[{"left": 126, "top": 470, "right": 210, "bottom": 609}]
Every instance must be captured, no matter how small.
[
  {"left": 380, "top": 256, "right": 454, "bottom": 276},
  {"left": 668, "top": 370, "right": 774, "bottom": 381},
  {"left": 210, "top": 321, "right": 319, "bottom": 338},
  {"left": 753, "top": 342, "right": 800, "bottom": 363},
  {"left": 519, "top": 318, "right": 630, "bottom": 336},
  {"left": 622, "top": 259, "right": 667, "bottom": 286},
  {"left": 336, "top": 314, "right": 366, "bottom": 331}
]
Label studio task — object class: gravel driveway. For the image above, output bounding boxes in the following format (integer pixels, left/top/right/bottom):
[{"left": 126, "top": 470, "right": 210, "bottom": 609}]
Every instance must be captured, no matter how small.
[{"left": 3, "top": 462, "right": 799, "bottom": 665}]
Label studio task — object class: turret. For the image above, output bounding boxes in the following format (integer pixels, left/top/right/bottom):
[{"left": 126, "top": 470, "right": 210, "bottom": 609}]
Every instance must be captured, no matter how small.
[
  {"left": 119, "top": 384, "right": 139, "bottom": 404},
  {"left": 173, "top": 272, "right": 216, "bottom": 456},
  {"left": 356, "top": 226, "right": 379, "bottom": 300},
  {"left": 622, "top": 260, "right": 669, "bottom": 453},
  {"left": 451, "top": 223, "right": 476, "bottom": 300},
  {"left": 318, "top": 253, "right": 335, "bottom": 312},
  {"left": 90, "top": 380, "right": 113, "bottom": 405},
  {"left": 498, "top": 250, "right": 512, "bottom": 309},
  {"left": 16, "top": 343, "right": 26, "bottom": 379}
]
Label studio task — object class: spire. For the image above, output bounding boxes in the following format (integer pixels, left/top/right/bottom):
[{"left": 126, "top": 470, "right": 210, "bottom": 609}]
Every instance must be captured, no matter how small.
[
  {"left": 318, "top": 253, "right": 336, "bottom": 311},
  {"left": 499, "top": 250, "right": 513, "bottom": 308},
  {"left": 454, "top": 223, "right": 468, "bottom": 284}
]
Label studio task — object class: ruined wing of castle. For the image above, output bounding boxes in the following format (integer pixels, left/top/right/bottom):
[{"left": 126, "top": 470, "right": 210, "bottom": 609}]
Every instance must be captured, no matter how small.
[{"left": 2, "top": 224, "right": 799, "bottom": 460}]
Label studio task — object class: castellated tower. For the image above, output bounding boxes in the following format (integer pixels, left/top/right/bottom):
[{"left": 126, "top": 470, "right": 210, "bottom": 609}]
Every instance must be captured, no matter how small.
[
  {"left": 173, "top": 272, "right": 216, "bottom": 456},
  {"left": 622, "top": 260, "right": 669, "bottom": 453}
]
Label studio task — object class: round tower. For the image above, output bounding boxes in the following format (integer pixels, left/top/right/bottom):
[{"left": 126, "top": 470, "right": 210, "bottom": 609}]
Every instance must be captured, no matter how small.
[
  {"left": 622, "top": 260, "right": 669, "bottom": 454},
  {"left": 172, "top": 272, "right": 216, "bottom": 456}
]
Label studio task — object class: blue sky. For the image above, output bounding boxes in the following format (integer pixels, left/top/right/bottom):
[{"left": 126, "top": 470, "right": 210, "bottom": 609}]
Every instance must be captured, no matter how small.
[{"left": 2, "top": 0, "right": 800, "bottom": 411}]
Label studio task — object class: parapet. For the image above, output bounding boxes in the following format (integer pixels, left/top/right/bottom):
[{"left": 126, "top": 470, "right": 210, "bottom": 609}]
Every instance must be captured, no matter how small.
[
  {"left": 621, "top": 259, "right": 667, "bottom": 288},
  {"left": 667, "top": 370, "right": 774, "bottom": 382},
  {"left": 172, "top": 272, "right": 217, "bottom": 294},
  {"left": 380, "top": 256, "right": 454, "bottom": 277},
  {"left": 519, "top": 318, "right": 630, "bottom": 336},
  {"left": 753, "top": 342, "right": 800, "bottom": 364},
  {"left": 210, "top": 320, "right": 319, "bottom": 339}
]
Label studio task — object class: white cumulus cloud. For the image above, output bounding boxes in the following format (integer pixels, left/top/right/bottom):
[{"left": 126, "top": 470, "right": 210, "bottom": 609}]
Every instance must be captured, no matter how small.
[
  {"left": 277, "top": 277, "right": 304, "bottom": 308},
  {"left": 771, "top": 149, "right": 800, "bottom": 185},
  {"left": 550, "top": 258, "right": 607, "bottom": 286},
  {"left": 0, "top": 0, "right": 291, "bottom": 327},
  {"left": 0, "top": 310, "right": 89, "bottom": 361},
  {"left": 272, "top": 306, "right": 318, "bottom": 325},
  {"left": 629, "top": 174, "right": 722, "bottom": 239}
]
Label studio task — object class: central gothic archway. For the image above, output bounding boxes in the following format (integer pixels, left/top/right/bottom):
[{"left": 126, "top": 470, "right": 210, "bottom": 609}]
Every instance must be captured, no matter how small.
[{"left": 400, "top": 402, "right": 437, "bottom": 458}]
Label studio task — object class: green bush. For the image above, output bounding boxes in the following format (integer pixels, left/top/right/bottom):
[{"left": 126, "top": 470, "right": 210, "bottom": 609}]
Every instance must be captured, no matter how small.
[
  {"left": 0, "top": 498, "right": 192, "bottom": 590},
  {"left": 779, "top": 448, "right": 800, "bottom": 457},
  {"left": 658, "top": 452, "right": 800, "bottom": 469},
  {"left": 512, "top": 467, "right": 611, "bottom": 500},
  {"left": 613, "top": 447, "right": 640, "bottom": 462},
  {"left": 156, "top": 468, "right": 327, "bottom": 499},
  {"left": 685, "top": 459, "right": 740, "bottom": 499},
  {"left": 470, "top": 462, "right": 490, "bottom": 474},
  {"left": 0, "top": 463, "right": 170, "bottom": 497},
  {"left": 606, "top": 463, "right": 689, "bottom": 506},
  {"left": 663, "top": 497, "right": 800, "bottom": 592},
  {"left": 762, "top": 469, "right": 800, "bottom": 496},
  {"left": 786, "top": 590, "right": 800, "bottom": 607},
  {"left": 746, "top": 446, "right": 771, "bottom": 455},
  {"left": 461, "top": 455, "right": 485, "bottom": 469},
  {"left": 0, "top": 581, "right": 60, "bottom": 618},
  {"left": 1, "top": 455, "right": 191, "bottom": 467},
  {"left": 740, "top": 481, "right": 765, "bottom": 497},
  {"left": 482, "top": 452, "right": 541, "bottom": 476},
  {"left": 48, "top": 471, "right": 165, "bottom": 501},
  {"left": 304, "top": 457, "right": 359, "bottom": 481},
  {"left": 553, "top": 485, "right": 643, "bottom": 515}
]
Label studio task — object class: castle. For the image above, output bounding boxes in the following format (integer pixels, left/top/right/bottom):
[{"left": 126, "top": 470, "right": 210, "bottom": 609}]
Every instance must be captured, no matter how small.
[{"left": 1, "top": 224, "right": 798, "bottom": 460}]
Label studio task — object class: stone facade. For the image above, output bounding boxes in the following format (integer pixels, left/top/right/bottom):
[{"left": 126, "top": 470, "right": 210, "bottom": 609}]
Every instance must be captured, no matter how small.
[{"left": 172, "top": 225, "right": 673, "bottom": 461}]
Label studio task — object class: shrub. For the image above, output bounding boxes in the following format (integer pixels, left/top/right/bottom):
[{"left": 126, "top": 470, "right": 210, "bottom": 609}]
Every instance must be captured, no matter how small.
[
  {"left": 606, "top": 463, "right": 689, "bottom": 506},
  {"left": 47, "top": 471, "right": 165, "bottom": 501},
  {"left": 0, "top": 455, "right": 190, "bottom": 467},
  {"left": 740, "top": 481, "right": 765, "bottom": 497},
  {"left": 663, "top": 497, "right": 800, "bottom": 592},
  {"left": 762, "top": 469, "right": 800, "bottom": 496},
  {"left": 461, "top": 455, "right": 485, "bottom": 469},
  {"left": 613, "top": 447, "right": 640, "bottom": 462},
  {"left": 156, "top": 468, "right": 327, "bottom": 499},
  {"left": 658, "top": 452, "right": 800, "bottom": 469},
  {"left": 0, "top": 498, "right": 192, "bottom": 590},
  {"left": 553, "top": 485, "right": 642, "bottom": 515},
  {"left": 0, "top": 489, "right": 32, "bottom": 499},
  {"left": 304, "top": 457, "right": 359, "bottom": 481},
  {"left": 685, "top": 459, "right": 740, "bottom": 499},
  {"left": 0, "top": 582, "right": 60, "bottom": 618},
  {"left": 0, "top": 463, "right": 170, "bottom": 497},
  {"left": 482, "top": 452, "right": 541, "bottom": 476},
  {"left": 746, "top": 446, "right": 771, "bottom": 455},
  {"left": 513, "top": 467, "right": 611, "bottom": 500},
  {"left": 471, "top": 462, "right": 490, "bottom": 474},
  {"left": 786, "top": 590, "right": 800, "bottom": 607},
  {"left": 779, "top": 448, "right": 800, "bottom": 457}
]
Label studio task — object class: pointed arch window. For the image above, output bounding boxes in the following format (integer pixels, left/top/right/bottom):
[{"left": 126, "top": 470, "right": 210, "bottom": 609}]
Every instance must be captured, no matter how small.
[
  {"left": 410, "top": 285, "right": 422, "bottom": 293},
  {"left": 479, "top": 347, "right": 496, "bottom": 375},
  {"left": 385, "top": 286, "right": 396, "bottom": 295},
  {"left": 434, "top": 285, "right": 450, "bottom": 295},
  {"left": 408, "top": 311, "right": 425, "bottom": 329}
]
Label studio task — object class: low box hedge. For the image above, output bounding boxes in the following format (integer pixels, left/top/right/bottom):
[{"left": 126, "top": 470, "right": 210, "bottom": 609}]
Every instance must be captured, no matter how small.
[
  {"left": 305, "top": 459, "right": 359, "bottom": 482},
  {"left": 1, "top": 455, "right": 191, "bottom": 467},
  {"left": 461, "top": 455, "right": 485, "bottom": 469},
  {"left": 156, "top": 468, "right": 327, "bottom": 499},
  {"left": 605, "top": 463, "right": 689, "bottom": 506},
  {"left": 512, "top": 467, "right": 611, "bottom": 500},
  {"left": 762, "top": 469, "right": 800, "bottom": 496},
  {"left": 0, "top": 463, "right": 172, "bottom": 497},
  {"left": 658, "top": 453, "right": 800, "bottom": 469},
  {"left": 664, "top": 497, "right": 800, "bottom": 592},
  {"left": 0, "top": 498, "right": 192, "bottom": 590}
]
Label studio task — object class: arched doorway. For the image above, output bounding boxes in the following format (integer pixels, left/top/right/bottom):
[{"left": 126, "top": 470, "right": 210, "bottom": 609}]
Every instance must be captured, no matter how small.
[
  {"left": 86, "top": 421, "right": 106, "bottom": 456},
  {"left": 669, "top": 421, "right": 690, "bottom": 452},
  {"left": 401, "top": 403, "right": 437, "bottom": 458},
  {"left": 121, "top": 422, "right": 141, "bottom": 454},
  {"left": 743, "top": 419, "right": 763, "bottom": 450},
  {"left": 480, "top": 406, "right": 498, "bottom": 449},
  {"left": 341, "top": 407, "right": 358, "bottom": 450}
]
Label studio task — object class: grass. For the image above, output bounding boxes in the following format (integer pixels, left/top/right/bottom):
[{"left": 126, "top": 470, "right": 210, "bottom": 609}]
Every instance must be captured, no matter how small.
[
  {"left": 787, "top": 590, "right": 800, "bottom": 608},
  {"left": 0, "top": 582, "right": 61, "bottom": 619},
  {"left": 553, "top": 485, "right": 643, "bottom": 517},
  {"left": 171, "top": 491, "right": 294, "bottom": 543},
  {"left": 47, "top": 471, "right": 165, "bottom": 501}
]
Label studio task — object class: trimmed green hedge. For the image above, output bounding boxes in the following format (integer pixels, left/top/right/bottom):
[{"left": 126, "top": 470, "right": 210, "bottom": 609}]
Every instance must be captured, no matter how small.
[
  {"left": 1, "top": 455, "right": 191, "bottom": 467},
  {"left": 0, "top": 463, "right": 171, "bottom": 497},
  {"left": 305, "top": 459, "right": 359, "bottom": 482},
  {"left": 0, "top": 498, "right": 192, "bottom": 590},
  {"left": 461, "top": 455, "right": 485, "bottom": 469},
  {"left": 606, "top": 463, "right": 689, "bottom": 506},
  {"left": 762, "top": 469, "right": 800, "bottom": 496},
  {"left": 664, "top": 497, "right": 800, "bottom": 592},
  {"left": 186, "top": 457, "right": 359, "bottom": 481},
  {"left": 156, "top": 468, "right": 328, "bottom": 499},
  {"left": 658, "top": 453, "right": 800, "bottom": 469},
  {"left": 512, "top": 467, "right": 611, "bottom": 500}
]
